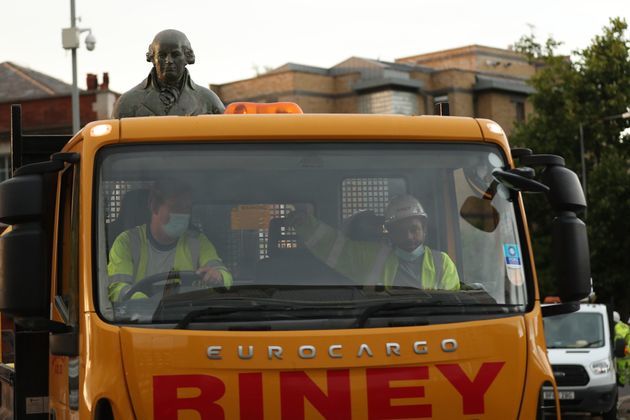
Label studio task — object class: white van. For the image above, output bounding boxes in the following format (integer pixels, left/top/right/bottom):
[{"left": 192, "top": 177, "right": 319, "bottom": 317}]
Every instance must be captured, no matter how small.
[{"left": 543, "top": 303, "right": 619, "bottom": 419}]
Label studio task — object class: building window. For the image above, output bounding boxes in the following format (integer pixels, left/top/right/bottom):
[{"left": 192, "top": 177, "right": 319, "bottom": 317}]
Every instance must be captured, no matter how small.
[
  {"left": 0, "top": 155, "right": 10, "bottom": 182},
  {"left": 515, "top": 101, "right": 526, "bottom": 123},
  {"left": 433, "top": 95, "right": 448, "bottom": 104},
  {"left": 433, "top": 94, "right": 450, "bottom": 115},
  {"left": 358, "top": 90, "right": 418, "bottom": 115}
]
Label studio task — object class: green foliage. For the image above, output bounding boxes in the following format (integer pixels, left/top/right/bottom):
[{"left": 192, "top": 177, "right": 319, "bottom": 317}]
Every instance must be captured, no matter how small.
[
  {"left": 588, "top": 151, "right": 630, "bottom": 302},
  {"left": 513, "top": 29, "right": 563, "bottom": 63},
  {"left": 511, "top": 18, "right": 630, "bottom": 304}
]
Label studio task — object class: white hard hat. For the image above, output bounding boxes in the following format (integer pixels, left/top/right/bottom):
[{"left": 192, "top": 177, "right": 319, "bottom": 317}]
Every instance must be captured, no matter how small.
[
  {"left": 614, "top": 311, "right": 621, "bottom": 323},
  {"left": 384, "top": 195, "right": 427, "bottom": 225}
]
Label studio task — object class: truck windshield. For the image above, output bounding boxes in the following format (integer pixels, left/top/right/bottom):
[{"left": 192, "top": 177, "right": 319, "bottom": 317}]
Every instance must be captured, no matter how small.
[
  {"left": 95, "top": 143, "right": 529, "bottom": 328},
  {"left": 543, "top": 312, "right": 605, "bottom": 349}
]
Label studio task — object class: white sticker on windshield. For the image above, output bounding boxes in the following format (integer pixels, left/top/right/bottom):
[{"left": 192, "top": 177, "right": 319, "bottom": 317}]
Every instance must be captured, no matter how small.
[
  {"left": 504, "top": 244, "right": 524, "bottom": 286},
  {"left": 503, "top": 244, "right": 522, "bottom": 268}
]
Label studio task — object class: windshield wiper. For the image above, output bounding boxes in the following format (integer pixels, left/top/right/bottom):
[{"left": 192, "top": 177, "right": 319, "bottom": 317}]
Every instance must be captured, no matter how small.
[
  {"left": 354, "top": 301, "right": 433, "bottom": 328},
  {"left": 354, "top": 299, "right": 523, "bottom": 328},
  {"left": 170, "top": 297, "right": 342, "bottom": 329}
]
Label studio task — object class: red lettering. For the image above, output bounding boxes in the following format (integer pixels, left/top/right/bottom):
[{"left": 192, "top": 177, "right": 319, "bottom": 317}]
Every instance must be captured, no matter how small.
[
  {"left": 436, "top": 362, "right": 504, "bottom": 415},
  {"left": 239, "top": 372, "right": 264, "bottom": 420},
  {"left": 366, "top": 366, "right": 431, "bottom": 419},
  {"left": 153, "top": 374, "right": 225, "bottom": 420},
  {"left": 280, "top": 370, "right": 351, "bottom": 420}
]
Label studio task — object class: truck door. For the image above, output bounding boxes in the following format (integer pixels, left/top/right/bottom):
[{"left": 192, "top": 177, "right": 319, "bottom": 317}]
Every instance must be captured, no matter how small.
[{"left": 49, "top": 164, "right": 80, "bottom": 420}]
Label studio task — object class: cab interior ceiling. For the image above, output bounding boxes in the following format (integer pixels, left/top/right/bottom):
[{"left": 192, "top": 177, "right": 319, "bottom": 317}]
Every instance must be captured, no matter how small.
[
  {"left": 102, "top": 143, "right": 498, "bottom": 173},
  {"left": 105, "top": 155, "right": 480, "bottom": 172},
  {"left": 103, "top": 168, "right": 445, "bottom": 206}
]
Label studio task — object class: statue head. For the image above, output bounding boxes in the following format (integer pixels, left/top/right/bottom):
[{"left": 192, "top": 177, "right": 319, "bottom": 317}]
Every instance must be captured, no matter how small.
[{"left": 146, "top": 29, "right": 196, "bottom": 85}]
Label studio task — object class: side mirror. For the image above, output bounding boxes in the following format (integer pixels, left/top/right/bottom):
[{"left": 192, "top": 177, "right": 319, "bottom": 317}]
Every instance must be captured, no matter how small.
[
  {"left": 614, "top": 338, "right": 626, "bottom": 359},
  {"left": 0, "top": 174, "right": 43, "bottom": 224},
  {"left": 553, "top": 213, "right": 591, "bottom": 302},
  {"left": 0, "top": 224, "right": 49, "bottom": 316},
  {"left": 512, "top": 153, "right": 591, "bottom": 303},
  {"left": 540, "top": 165, "right": 586, "bottom": 213},
  {"left": 0, "top": 173, "right": 53, "bottom": 317}
]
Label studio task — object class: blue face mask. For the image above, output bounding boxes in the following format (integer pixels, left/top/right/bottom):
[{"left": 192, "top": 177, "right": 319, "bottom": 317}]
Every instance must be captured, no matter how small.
[
  {"left": 162, "top": 213, "right": 190, "bottom": 238},
  {"left": 395, "top": 244, "right": 425, "bottom": 262}
]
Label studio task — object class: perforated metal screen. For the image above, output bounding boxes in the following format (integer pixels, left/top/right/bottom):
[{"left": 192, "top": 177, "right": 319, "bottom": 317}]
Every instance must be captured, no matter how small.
[
  {"left": 341, "top": 177, "right": 406, "bottom": 219},
  {"left": 257, "top": 204, "right": 296, "bottom": 259},
  {"left": 102, "top": 181, "right": 154, "bottom": 223}
]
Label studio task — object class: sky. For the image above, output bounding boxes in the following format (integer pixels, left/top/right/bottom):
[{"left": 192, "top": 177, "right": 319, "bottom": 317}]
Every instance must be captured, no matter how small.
[{"left": 2, "top": 0, "right": 628, "bottom": 93}]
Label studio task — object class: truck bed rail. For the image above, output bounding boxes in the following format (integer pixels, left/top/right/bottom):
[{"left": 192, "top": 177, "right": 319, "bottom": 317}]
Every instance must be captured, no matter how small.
[{"left": 10, "top": 105, "right": 72, "bottom": 176}]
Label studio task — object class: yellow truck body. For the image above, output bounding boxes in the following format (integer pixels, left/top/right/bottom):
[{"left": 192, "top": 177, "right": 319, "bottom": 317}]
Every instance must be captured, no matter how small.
[{"left": 1, "top": 109, "right": 593, "bottom": 419}]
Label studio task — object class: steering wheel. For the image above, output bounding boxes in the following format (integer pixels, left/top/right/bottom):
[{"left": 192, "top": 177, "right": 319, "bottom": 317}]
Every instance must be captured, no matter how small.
[{"left": 119, "top": 270, "right": 202, "bottom": 302}]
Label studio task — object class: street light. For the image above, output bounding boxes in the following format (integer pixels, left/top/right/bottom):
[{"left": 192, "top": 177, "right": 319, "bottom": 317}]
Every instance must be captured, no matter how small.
[
  {"left": 578, "top": 107, "right": 630, "bottom": 218},
  {"left": 61, "top": 0, "right": 95, "bottom": 134}
]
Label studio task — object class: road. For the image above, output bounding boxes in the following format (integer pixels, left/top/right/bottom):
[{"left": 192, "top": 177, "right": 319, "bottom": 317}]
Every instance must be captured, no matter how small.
[
  {"left": 618, "top": 385, "right": 630, "bottom": 419},
  {"left": 559, "top": 385, "right": 630, "bottom": 419}
]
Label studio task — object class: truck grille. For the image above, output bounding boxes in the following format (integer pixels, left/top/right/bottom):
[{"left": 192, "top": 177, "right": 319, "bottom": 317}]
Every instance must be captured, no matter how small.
[{"left": 552, "top": 364, "right": 589, "bottom": 386}]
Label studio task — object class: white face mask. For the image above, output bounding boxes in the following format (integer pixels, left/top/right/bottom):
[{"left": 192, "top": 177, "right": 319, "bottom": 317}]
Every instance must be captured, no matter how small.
[
  {"left": 395, "top": 244, "right": 425, "bottom": 262},
  {"left": 162, "top": 213, "right": 190, "bottom": 238}
]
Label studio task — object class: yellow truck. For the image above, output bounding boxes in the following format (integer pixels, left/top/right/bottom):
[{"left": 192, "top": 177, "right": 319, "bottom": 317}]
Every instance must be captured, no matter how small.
[{"left": 0, "top": 102, "right": 591, "bottom": 419}]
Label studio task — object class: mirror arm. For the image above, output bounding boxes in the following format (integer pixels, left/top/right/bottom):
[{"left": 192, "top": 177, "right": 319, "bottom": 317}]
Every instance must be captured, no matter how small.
[{"left": 492, "top": 168, "right": 550, "bottom": 193}]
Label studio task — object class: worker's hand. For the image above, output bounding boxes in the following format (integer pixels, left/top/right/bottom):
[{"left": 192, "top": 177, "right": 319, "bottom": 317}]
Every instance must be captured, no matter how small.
[
  {"left": 285, "top": 210, "right": 307, "bottom": 228},
  {"left": 195, "top": 266, "right": 224, "bottom": 286}
]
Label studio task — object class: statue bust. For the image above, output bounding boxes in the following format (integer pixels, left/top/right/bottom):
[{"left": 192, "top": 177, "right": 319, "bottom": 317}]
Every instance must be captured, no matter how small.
[{"left": 111, "top": 29, "right": 225, "bottom": 118}]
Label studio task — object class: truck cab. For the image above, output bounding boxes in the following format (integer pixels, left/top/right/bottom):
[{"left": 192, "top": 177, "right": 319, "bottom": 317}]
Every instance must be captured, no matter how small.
[{"left": 0, "top": 104, "right": 592, "bottom": 419}]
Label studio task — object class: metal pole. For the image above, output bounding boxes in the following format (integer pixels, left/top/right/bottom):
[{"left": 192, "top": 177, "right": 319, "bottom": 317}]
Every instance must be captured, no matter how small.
[
  {"left": 579, "top": 122, "right": 587, "bottom": 219},
  {"left": 70, "top": 0, "right": 79, "bottom": 134}
]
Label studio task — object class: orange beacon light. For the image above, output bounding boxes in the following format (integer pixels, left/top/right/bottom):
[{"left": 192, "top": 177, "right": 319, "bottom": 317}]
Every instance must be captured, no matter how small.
[{"left": 225, "top": 102, "right": 304, "bottom": 114}]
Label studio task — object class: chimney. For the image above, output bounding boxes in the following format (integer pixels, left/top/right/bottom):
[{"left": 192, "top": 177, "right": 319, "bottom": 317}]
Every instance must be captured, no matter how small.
[
  {"left": 100, "top": 72, "right": 110, "bottom": 90},
  {"left": 86, "top": 73, "right": 98, "bottom": 90}
]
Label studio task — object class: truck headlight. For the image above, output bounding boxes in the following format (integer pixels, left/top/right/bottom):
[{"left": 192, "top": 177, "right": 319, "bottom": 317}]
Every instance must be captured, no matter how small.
[{"left": 590, "top": 358, "right": 611, "bottom": 374}]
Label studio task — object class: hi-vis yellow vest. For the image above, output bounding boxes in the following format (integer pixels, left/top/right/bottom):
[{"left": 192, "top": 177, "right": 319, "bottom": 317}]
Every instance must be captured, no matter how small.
[
  {"left": 107, "top": 225, "right": 232, "bottom": 300},
  {"left": 296, "top": 217, "right": 460, "bottom": 289}
]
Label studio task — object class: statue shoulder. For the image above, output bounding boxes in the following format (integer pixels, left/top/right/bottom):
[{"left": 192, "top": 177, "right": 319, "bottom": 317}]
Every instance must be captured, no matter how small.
[
  {"left": 111, "top": 80, "right": 151, "bottom": 118},
  {"left": 191, "top": 82, "right": 225, "bottom": 114}
]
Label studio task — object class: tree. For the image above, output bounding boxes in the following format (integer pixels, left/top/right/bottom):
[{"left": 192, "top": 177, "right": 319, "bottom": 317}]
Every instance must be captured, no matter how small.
[{"left": 511, "top": 18, "right": 630, "bottom": 306}]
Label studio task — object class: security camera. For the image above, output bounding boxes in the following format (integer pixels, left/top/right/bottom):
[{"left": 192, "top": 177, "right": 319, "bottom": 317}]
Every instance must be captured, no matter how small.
[{"left": 85, "top": 32, "right": 96, "bottom": 51}]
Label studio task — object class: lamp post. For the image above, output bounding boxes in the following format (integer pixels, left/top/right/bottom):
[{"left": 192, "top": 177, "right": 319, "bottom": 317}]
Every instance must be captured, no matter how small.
[
  {"left": 578, "top": 108, "right": 630, "bottom": 218},
  {"left": 61, "top": 0, "right": 95, "bottom": 134}
]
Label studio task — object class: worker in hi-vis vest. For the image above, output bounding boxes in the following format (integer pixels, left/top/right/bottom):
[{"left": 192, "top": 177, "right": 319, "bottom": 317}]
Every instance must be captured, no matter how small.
[
  {"left": 107, "top": 178, "right": 232, "bottom": 301},
  {"left": 287, "top": 195, "right": 460, "bottom": 289},
  {"left": 614, "top": 311, "right": 630, "bottom": 386}
]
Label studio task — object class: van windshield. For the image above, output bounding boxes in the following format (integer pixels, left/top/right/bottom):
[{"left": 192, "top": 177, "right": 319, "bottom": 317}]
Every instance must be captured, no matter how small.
[
  {"left": 95, "top": 143, "right": 528, "bottom": 329},
  {"left": 543, "top": 312, "right": 605, "bottom": 349}
]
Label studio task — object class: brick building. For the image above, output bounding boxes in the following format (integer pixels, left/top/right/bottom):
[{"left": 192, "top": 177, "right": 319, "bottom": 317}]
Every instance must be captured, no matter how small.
[
  {"left": 0, "top": 62, "right": 118, "bottom": 181},
  {"left": 212, "top": 45, "right": 536, "bottom": 135},
  {"left": 0, "top": 45, "right": 536, "bottom": 181}
]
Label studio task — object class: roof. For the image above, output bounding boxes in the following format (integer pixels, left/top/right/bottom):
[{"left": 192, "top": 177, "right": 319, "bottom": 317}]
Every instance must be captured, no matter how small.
[
  {"left": 474, "top": 74, "right": 535, "bottom": 95},
  {"left": 106, "top": 114, "right": 489, "bottom": 142},
  {"left": 0, "top": 61, "right": 77, "bottom": 102},
  {"left": 331, "top": 57, "right": 432, "bottom": 75},
  {"left": 353, "top": 77, "right": 424, "bottom": 92},
  {"left": 267, "top": 58, "right": 433, "bottom": 78},
  {"left": 269, "top": 63, "right": 330, "bottom": 76},
  {"left": 397, "top": 44, "right": 528, "bottom": 65}
]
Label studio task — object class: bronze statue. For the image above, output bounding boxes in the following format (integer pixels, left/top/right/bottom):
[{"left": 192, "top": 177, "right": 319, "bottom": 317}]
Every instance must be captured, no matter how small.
[{"left": 111, "top": 29, "right": 225, "bottom": 118}]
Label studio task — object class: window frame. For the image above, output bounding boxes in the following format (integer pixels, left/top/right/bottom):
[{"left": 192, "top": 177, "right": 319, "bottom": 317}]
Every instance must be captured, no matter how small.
[{"left": 92, "top": 141, "right": 536, "bottom": 324}]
